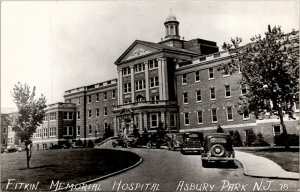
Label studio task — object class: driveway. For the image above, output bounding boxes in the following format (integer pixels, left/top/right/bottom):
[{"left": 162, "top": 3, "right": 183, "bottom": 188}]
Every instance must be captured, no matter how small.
[{"left": 94, "top": 148, "right": 299, "bottom": 191}]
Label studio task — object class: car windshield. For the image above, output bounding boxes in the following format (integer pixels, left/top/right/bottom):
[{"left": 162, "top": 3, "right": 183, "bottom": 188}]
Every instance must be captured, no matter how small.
[
  {"left": 187, "top": 133, "right": 199, "bottom": 138},
  {"left": 209, "top": 137, "right": 227, "bottom": 143}
]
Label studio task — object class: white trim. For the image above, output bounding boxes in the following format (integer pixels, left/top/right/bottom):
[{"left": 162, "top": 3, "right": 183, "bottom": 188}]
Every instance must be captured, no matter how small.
[
  {"left": 179, "top": 122, "right": 258, "bottom": 132},
  {"left": 257, "top": 116, "right": 299, "bottom": 123}
]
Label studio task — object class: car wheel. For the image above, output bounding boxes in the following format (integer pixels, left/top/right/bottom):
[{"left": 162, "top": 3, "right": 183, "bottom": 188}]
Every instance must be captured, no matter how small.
[
  {"left": 112, "top": 142, "right": 117, "bottom": 148},
  {"left": 146, "top": 142, "right": 152, "bottom": 149},
  {"left": 210, "top": 144, "right": 225, "bottom": 157},
  {"left": 127, "top": 142, "right": 132, "bottom": 148},
  {"left": 181, "top": 150, "right": 186, "bottom": 155}
]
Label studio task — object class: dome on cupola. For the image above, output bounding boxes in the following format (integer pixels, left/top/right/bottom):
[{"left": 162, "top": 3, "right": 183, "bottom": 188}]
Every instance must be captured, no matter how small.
[{"left": 165, "top": 8, "right": 178, "bottom": 23}]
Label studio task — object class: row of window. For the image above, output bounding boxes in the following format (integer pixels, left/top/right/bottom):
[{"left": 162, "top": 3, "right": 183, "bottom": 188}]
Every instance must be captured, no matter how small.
[
  {"left": 148, "top": 113, "right": 177, "bottom": 128},
  {"left": 87, "top": 107, "right": 108, "bottom": 118},
  {"left": 36, "top": 127, "right": 57, "bottom": 138},
  {"left": 44, "top": 112, "right": 57, "bottom": 121},
  {"left": 122, "top": 59, "right": 159, "bottom": 76},
  {"left": 182, "top": 67, "right": 233, "bottom": 84},
  {"left": 182, "top": 84, "right": 247, "bottom": 104},
  {"left": 87, "top": 123, "right": 109, "bottom": 135},
  {"left": 87, "top": 90, "right": 116, "bottom": 103},
  {"left": 183, "top": 107, "right": 250, "bottom": 125},
  {"left": 124, "top": 77, "right": 159, "bottom": 93}
]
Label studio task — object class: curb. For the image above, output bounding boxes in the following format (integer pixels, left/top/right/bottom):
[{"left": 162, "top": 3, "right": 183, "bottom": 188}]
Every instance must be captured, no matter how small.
[
  {"left": 57, "top": 149, "right": 143, "bottom": 191},
  {"left": 234, "top": 159, "right": 299, "bottom": 181}
]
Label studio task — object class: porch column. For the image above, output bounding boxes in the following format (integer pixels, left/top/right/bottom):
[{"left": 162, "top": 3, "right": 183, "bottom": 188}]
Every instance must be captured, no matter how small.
[
  {"left": 144, "top": 61, "right": 150, "bottom": 101},
  {"left": 130, "top": 66, "right": 135, "bottom": 103},
  {"left": 161, "top": 111, "right": 165, "bottom": 125},
  {"left": 138, "top": 113, "right": 143, "bottom": 130},
  {"left": 143, "top": 112, "right": 148, "bottom": 131},
  {"left": 118, "top": 69, "right": 123, "bottom": 105},
  {"left": 113, "top": 116, "right": 117, "bottom": 136},
  {"left": 166, "top": 111, "right": 171, "bottom": 131},
  {"left": 157, "top": 58, "right": 163, "bottom": 100},
  {"left": 162, "top": 57, "right": 169, "bottom": 100}
]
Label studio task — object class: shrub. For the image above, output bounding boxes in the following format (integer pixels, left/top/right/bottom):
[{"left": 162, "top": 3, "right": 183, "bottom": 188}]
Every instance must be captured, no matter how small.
[
  {"left": 274, "top": 133, "right": 299, "bottom": 146},
  {"left": 87, "top": 140, "right": 94, "bottom": 148},
  {"left": 232, "top": 130, "right": 243, "bottom": 147},
  {"left": 252, "top": 132, "right": 270, "bottom": 146},
  {"left": 245, "top": 129, "right": 256, "bottom": 146}
]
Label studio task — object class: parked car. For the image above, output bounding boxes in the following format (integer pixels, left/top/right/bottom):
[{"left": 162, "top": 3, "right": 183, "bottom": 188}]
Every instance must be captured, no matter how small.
[
  {"left": 201, "top": 133, "right": 234, "bottom": 167},
  {"left": 3, "top": 145, "right": 24, "bottom": 153},
  {"left": 168, "top": 133, "right": 184, "bottom": 151},
  {"left": 180, "top": 132, "right": 204, "bottom": 154}
]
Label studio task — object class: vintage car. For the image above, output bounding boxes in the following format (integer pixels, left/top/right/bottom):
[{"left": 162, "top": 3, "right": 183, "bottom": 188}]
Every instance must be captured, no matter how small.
[
  {"left": 180, "top": 132, "right": 204, "bottom": 154},
  {"left": 201, "top": 133, "right": 234, "bottom": 166}
]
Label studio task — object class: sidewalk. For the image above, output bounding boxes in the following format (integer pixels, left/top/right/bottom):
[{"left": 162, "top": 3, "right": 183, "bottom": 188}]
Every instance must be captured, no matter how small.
[{"left": 235, "top": 151, "right": 299, "bottom": 180}]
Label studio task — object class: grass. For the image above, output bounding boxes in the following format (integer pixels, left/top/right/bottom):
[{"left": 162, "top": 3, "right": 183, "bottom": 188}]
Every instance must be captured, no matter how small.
[
  {"left": 1, "top": 148, "right": 140, "bottom": 191},
  {"left": 237, "top": 148, "right": 299, "bottom": 173}
]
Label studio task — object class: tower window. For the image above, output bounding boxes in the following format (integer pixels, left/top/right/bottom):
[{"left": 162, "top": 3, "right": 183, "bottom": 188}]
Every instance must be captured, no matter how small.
[
  {"left": 210, "top": 87, "right": 216, "bottom": 100},
  {"left": 226, "top": 107, "right": 233, "bottom": 121},
  {"left": 211, "top": 109, "right": 218, "bottom": 123},
  {"left": 197, "top": 111, "right": 203, "bottom": 124},
  {"left": 183, "top": 92, "right": 188, "bottom": 104},
  {"left": 208, "top": 68, "right": 214, "bottom": 79},
  {"left": 225, "top": 85, "right": 231, "bottom": 97},
  {"left": 184, "top": 113, "right": 189, "bottom": 125},
  {"left": 182, "top": 74, "right": 187, "bottom": 85},
  {"left": 196, "top": 90, "right": 201, "bottom": 102},
  {"left": 195, "top": 71, "right": 200, "bottom": 82}
]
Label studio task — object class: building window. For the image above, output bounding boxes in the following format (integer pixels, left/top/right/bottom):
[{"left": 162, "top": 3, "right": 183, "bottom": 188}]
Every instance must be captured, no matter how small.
[
  {"left": 196, "top": 90, "right": 201, "bottom": 102},
  {"left": 104, "top": 92, "right": 107, "bottom": 100},
  {"left": 241, "top": 84, "right": 247, "bottom": 95},
  {"left": 243, "top": 110, "right": 250, "bottom": 120},
  {"left": 63, "top": 126, "right": 73, "bottom": 136},
  {"left": 225, "top": 85, "right": 231, "bottom": 98},
  {"left": 63, "top": 112, "right": 73, "bottom": 120},
  {"left": 208, "top": 68, "right": 214, "bottom": 79},
  {"left": 226, "top": 107, "right": 233, "bottom": 121},
  {"left": 197, "top": 111, "right": 203, "bottom": 124},
  {"left": 49, "top": 112, "right": 57, "bottom": 120},
  {"left": 210, "top": 87, "right": 216, "bottom": 100},
  {"left": 135, "top": 80, "right": 146, "bottom": 91},
  {"left": 49, "top": 127, "right": 56, "bottom": 137},
  {"left": 78, "top": 97, "right": 81, "bottom": 105},
  {"left": 134, "top": 63, "right": 145, "bottom": 73},
  {"left": 77, "top": 126, "right": 80, "bottom": 136},
  {"left": 43, "top": 128, "right": 48, "bottom": 137},
  {"left": 150, "top": 77, "right": 159, "bottom": 88},
  {"left": 122, "top": 67, "right": 131, "bottom": 76},
  {"left": 104, "top": 107, "right": 107, "bottom": 116},
  {"left": 96, "top": 93, "right": 99, "bottom": 102},
  {"left": 149, "top": 59, "right": 158, "bottom": 69},
  {"left": 104, "top": 122, "right": 108, "bottom": 130},
  {"left": 77, "top": 112, "right": 80, "bottom": 120},
  {"left": 273, "top": 125, "right": 281, "bottom": 136},
  {"left": 96, "top": 108, "right": 99, "bottom": 117},
  {"left": 195, "top": 71, "right": 200, "bottom": 82},
  {"left": 151, "top": 95, "right": 160, "bottom": 103},
  {"left": 150, "top": 113, "right": 159, "bottom": 128},
  {"left": 112, "top": 90, "right": 116, "bottom": 99},
  {"left": 170, "top": 113, "right": 176, "bottom": 127},
  {"left": 88, "top": 125, "right": 92, "bottom": 135},
  {"left": 211, "top": 109, "right": 218, "bottom": 123},
  {"left": 183, "top": 92, "right": 188, "bottom": 104},
  {"left": 44, "top": 114, "right": 48, "bottom": 121},
  {"left": 88, "top": 109, "right": 92, "bottom": 118},
  {"left": 87, "top": 95, "right": 92, "bottom": 103},
  {"left": 184, "top": 113, "right": 189, "bottom": 125},
  {"left": 124, "top": 83, "right": 131, "bottom": 93},
  {"left": 182, "top": 74, "right": 187, "bottom": 85}
]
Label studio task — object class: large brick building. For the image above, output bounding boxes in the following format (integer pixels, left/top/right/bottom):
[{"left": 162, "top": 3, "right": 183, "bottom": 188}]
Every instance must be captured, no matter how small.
[{"left": 31, "top": 13, "right": 299, "bottom": 149}]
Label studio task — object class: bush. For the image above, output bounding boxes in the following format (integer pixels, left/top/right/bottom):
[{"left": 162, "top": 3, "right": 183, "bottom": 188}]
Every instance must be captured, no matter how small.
[
  {"left": 274, "top": 133, "right": 299, "bottom": 146},
  {"left": 232, "top": 130, "right": 243, "bottom": 147},
  {"left": 252, "top": 132, "right": 270, "bottom": 146},
  {"left": 245, "top": 129, "right": 256, "bottom": 146},
  {"left": 87, "top": 140, "right": 94, "bottom": 148}
]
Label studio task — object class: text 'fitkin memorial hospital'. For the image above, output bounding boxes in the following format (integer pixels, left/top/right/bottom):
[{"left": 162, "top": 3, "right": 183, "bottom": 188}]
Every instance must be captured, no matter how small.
[{"left": 29, "top": 12, "right": 299, "bottom": 150}]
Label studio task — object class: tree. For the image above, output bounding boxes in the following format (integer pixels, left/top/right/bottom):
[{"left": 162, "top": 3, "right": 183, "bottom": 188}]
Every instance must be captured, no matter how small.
[
  {"left": 245, "top": 129, "right": 256, "bottom": 146},
  {"left": 232, "top": 130, "right": 243, "bottom": 147},
  {"left": 10, "top": 82, "right": 47, "bottom": 168},
  {"left": 221, "top": 26, "right": 299, "bottom": 149}
]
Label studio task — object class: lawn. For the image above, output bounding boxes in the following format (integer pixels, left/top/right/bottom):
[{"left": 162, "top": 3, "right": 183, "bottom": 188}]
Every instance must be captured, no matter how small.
[
  {"left": 1, "top": 149, "right": 141, "bottom": 191},
  {"left": 237, "top": 148, "right": 299, "bottom": 173}
]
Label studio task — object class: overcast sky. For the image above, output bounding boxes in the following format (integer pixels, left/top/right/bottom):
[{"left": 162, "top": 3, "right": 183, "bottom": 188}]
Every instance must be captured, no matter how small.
[{"left": 1, "top": 1, "right": 299, "bottom": 111}]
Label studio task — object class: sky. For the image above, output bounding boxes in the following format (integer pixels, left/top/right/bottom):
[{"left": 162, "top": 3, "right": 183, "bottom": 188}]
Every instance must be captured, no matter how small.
[{"left": 1, "top": 0, "right": 299, "bottom": 111}]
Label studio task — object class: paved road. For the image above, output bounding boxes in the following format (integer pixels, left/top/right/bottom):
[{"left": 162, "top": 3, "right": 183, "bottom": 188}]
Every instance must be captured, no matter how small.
[{"left": 95, "top": 148, "right": 299, "bottom": 192}]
